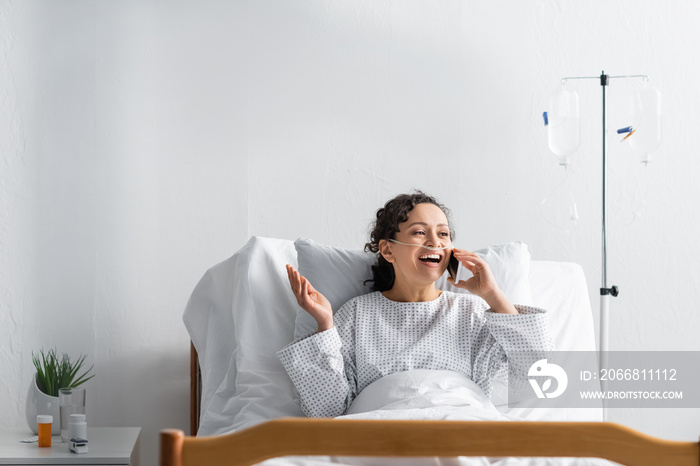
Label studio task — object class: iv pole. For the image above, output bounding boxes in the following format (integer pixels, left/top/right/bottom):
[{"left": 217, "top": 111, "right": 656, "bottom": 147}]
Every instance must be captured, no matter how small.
[{"left": 559, "top": 71, "right": 649, "bottom": 419}]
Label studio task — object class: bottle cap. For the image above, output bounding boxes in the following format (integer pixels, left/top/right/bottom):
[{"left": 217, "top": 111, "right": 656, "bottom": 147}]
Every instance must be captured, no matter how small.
[
  {"left": 70, "top": 414, "right": 86, "bottom": 422},
  {"left": 37, "top": 415, "right": 53, "bottom": 424}
]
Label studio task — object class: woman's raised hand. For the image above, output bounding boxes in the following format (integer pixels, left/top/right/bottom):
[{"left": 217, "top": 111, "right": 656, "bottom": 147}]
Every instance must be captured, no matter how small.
[
  {"left": 286, "top": 265, "right": 334, "bottom": 331},
  {"left": 447, "top": 248, "right": 518, "bottom": 314}
]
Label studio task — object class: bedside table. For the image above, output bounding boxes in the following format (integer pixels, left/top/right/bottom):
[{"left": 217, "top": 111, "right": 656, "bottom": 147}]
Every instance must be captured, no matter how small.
[{"left": 0, "top": 427, "right": 140, "bottom": 466}]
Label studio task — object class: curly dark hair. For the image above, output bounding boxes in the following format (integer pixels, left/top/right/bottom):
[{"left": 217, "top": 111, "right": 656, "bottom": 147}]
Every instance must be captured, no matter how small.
[{"left": 364, "top": 191, "right": 455, "bottom": 292}]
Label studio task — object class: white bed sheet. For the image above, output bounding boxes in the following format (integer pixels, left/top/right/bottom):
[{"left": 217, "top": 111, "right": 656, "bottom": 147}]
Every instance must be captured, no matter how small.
[{"left": 184, "top": 237, "right": 303, "bottom": 436}]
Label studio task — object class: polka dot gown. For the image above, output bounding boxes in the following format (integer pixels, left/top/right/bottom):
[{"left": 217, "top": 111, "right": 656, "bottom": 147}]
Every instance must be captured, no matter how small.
[{"left": 277, "top": 291, "right": 553, "bottom": 418}]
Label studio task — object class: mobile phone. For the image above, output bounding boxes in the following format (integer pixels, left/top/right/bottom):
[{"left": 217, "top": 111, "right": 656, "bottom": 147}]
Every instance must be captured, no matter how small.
[{"left": 447, "top": 251, "right": 459, "bottom": 282}]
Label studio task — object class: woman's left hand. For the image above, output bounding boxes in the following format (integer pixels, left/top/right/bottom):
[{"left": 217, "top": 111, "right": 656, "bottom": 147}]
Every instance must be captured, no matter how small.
[
  {"left": 447, "top": 248, "right": 499, "bottom": 299},
  {"left": 447, "top": 248, "right": 519, "bottom": 314},
  {"left": 447, "top": 248, "right": 518, "bottom": 314}
]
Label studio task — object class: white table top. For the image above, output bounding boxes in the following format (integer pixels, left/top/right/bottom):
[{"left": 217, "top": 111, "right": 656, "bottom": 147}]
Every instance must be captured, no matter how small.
[{"left": 0, "top": 427, "right": 140, "bottom": 465}]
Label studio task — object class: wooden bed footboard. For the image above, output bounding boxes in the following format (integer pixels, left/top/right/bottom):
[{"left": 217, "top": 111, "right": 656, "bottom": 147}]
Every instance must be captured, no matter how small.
[
  {"left": 185, "top": 343, "right": 699, "bottom": 466},
  {"left": 161, "top": 418, "right": 700, "bottom": 466}
]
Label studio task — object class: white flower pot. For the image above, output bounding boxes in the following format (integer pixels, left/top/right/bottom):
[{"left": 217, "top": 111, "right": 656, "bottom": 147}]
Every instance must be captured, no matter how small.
[{"left": 25, "top": 374, "right": 61, "bottom": 435}]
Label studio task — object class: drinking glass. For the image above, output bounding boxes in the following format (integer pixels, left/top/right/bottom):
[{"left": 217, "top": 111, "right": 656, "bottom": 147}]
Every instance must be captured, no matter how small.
[{"left": 59, "top": 387, "right": 86, "bottom": 443}]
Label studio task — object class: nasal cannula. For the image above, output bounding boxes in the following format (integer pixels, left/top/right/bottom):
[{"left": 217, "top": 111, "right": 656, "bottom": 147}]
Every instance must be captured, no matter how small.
[{"left": 389, "top": 239, "right": 451, "bottom": 250}]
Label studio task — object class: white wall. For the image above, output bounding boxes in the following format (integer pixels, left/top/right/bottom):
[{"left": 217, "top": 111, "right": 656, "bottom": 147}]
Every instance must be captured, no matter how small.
[{"left": 2, "top": 1, "right": 699, "bottom": 464}]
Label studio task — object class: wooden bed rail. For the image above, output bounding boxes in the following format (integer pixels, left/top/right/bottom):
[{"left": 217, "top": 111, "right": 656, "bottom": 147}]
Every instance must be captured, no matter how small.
[
  {"left": 189, "top": 342, "right": 200, "bottom": 436},
  {"left": 161, "top": 418, "right": 700, "bottom": 466}
]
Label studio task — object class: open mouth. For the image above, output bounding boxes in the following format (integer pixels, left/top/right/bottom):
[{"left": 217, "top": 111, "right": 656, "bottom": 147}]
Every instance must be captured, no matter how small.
[{"left": 418, "top": 254, "right": 443, "bottom": 264}]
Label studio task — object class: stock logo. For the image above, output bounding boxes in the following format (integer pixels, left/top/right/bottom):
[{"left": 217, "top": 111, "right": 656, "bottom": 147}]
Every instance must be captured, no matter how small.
[{"left": 528, "top": 359, "right": 568, "bottom": 399}]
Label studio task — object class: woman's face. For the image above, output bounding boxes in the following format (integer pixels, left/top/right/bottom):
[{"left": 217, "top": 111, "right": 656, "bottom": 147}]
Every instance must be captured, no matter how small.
[{"left": 381, "top": 202, "right": 453, "bottom": 287}]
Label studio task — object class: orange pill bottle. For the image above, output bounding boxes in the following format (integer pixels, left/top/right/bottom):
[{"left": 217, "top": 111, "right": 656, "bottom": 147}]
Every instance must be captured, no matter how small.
[{"left": 37, "top": 415, "right": 53, "bottom": 447}]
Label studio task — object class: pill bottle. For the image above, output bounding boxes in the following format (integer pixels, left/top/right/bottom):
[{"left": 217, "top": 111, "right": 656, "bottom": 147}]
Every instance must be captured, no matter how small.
[
  {"left": 69, "top": 414, "right": 87, "bottom": 441},
  {"left": 37, "top": 415, "right": 53, "bottom": 447}
]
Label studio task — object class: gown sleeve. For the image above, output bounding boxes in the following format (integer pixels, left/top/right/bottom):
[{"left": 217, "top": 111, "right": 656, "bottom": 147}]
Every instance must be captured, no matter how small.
[
  {"left": 471, "top": 304, "right": 553, "bottom": 396},
  {"left": 277, "top": 301, "right": 358, "bottom": 417}
]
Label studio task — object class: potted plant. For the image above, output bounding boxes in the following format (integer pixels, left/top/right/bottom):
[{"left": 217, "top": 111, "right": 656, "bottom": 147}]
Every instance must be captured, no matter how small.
[{"left": 26, "top": 349, "right": 94, "bottom": 435}]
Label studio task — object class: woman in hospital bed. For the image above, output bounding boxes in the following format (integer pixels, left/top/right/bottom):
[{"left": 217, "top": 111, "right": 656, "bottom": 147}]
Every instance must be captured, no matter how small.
[{"left": 277, "top": 191, "right": 553, "bottom": 419}]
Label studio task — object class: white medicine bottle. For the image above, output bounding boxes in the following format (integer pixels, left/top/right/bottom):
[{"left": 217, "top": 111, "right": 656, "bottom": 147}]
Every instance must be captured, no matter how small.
[{"left": 69, "top": 414, "right": 87, "bottom": 441}]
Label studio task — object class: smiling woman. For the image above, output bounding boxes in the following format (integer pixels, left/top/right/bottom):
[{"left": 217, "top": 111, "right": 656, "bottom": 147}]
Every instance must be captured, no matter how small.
[
  {"left": 279, "top": 191, "right": 550, "bottom": 418},
  {"left": 364, "top": 191, "right": 455, "bottom": 295},
  {"left": 376, "top": 202, "right": 453, "bottom": 301}
]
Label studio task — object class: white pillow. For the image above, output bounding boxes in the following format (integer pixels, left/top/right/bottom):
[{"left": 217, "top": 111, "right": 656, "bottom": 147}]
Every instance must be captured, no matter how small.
[
  {"left": 294, "top": 239, "right": 533, "bottom": 340},
  {"left": 293, "top": 238, "right": 374, "bottom": 340}
]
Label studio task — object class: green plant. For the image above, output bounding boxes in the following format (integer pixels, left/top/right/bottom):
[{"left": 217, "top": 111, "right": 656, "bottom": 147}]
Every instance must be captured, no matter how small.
[{"left": 31, "top": 348, "right": 95, "bottom": 397}]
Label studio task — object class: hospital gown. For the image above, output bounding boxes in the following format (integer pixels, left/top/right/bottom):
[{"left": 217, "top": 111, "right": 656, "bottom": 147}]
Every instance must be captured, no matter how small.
[{"left": 277, "top": 290, "right": 553, "bottom": 418}]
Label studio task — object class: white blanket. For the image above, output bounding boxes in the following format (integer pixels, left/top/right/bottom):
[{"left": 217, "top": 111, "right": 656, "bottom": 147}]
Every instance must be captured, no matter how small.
[
  {"left": 342, "top": 370, "right": 511, "bottom": 421},
  {"left": 258, "top": 371, "right": 614, "bottom": 466}
]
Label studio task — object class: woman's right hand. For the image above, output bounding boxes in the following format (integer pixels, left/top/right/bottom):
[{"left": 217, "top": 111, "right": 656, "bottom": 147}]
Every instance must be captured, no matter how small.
[{"left": 286, "top": 265, "right": 334, "bottom": 332}]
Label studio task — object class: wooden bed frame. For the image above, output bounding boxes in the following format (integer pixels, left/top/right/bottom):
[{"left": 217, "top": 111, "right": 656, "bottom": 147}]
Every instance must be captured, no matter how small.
[
  {"left": 163, "top": 345, "right": 700, "bottom": 466},
  {"left": 161, "top": 419, "right": 699, "bottom": 466},
  {"left": 189, "top": 343, "right": 201, "bottom": 436}
]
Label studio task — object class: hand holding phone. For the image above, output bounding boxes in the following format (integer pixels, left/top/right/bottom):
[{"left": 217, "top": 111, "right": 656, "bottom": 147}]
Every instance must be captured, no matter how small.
[{"left": 447, "top": 251, "right": 459, "bottom": 282}]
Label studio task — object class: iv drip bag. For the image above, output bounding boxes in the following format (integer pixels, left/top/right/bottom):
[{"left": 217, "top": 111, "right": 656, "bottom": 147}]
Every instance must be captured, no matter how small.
[
  {"left": 547, "top": 88, "right": 580, "bottom": 159},
  {"left": 628, "top": 87, "right": 662, "bottom": 163}
]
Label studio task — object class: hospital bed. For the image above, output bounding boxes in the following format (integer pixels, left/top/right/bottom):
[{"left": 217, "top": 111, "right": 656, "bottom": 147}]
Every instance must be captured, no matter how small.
[{"left": 160, "top": 236, "right": 700, "bottom": 466}]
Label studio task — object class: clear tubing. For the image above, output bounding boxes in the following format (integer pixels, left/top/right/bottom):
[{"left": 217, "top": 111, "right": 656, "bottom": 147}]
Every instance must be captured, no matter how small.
[{"left": 388, "top": 239, "right": 451, "bottom": 250}]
